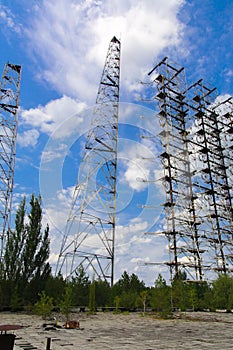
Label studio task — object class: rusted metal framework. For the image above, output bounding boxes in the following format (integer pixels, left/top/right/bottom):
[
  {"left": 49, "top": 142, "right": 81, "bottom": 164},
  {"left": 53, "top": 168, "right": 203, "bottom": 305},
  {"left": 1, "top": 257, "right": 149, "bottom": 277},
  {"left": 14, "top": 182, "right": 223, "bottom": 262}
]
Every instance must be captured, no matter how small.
[
  {"left": 145, "top": 57, "right": 233, "bottom": 281},
  {"left": 56, "top": 37, "right": 120, "bottom": 286},
  {"left": 0, "top": 63, "right": 21, "bottom": 261}
]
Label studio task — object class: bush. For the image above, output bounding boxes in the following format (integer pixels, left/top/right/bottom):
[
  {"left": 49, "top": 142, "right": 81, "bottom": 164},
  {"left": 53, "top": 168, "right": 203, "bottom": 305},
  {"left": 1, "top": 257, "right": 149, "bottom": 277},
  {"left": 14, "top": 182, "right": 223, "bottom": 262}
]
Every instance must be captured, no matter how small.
[
  {"left": 33, "top": 291, "right": 53, "bottom": 319},
  {"left": 60, "top": 285, "right": 73, "bottom": 321}
]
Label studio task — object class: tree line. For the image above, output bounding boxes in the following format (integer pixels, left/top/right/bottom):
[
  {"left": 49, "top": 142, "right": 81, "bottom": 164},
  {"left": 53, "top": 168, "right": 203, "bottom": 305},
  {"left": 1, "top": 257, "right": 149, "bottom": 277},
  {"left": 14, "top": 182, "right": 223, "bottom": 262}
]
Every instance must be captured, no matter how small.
[{"left": 0, "top": 195, "right": 233, "bottom": 313}]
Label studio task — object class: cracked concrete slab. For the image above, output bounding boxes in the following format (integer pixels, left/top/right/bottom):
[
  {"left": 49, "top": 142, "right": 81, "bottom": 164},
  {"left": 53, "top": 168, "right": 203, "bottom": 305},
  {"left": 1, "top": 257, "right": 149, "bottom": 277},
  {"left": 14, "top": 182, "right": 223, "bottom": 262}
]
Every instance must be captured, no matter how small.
[{"left": 0, "top": 311, "right": 233, "bottom": 349}]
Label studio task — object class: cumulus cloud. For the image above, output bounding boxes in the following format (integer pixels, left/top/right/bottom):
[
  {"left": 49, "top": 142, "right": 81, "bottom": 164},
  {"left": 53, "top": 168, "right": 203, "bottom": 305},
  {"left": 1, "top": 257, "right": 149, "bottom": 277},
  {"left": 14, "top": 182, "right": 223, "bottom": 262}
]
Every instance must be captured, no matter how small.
[
  {"left": 24, "top": 0, "right": 185, "bottom": 102},
  {"left": 118, "top": 137, "right": 162, "bottom": 191},
  {"left": 20, "top": 95, "right": 86, "bottom": 137},
  {"left": 123, "top": 161, "right": 149, "bottom": 191},
  {"left": 17, "top": 129, "right": 40, "bottom": 147}
]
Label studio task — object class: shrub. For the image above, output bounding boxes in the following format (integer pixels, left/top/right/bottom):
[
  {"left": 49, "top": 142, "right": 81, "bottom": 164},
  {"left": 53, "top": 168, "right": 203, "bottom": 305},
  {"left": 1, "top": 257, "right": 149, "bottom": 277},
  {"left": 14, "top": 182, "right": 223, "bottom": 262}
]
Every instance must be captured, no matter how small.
[{"left": 34, "top": 291, "right": 53, "bottom": 319}]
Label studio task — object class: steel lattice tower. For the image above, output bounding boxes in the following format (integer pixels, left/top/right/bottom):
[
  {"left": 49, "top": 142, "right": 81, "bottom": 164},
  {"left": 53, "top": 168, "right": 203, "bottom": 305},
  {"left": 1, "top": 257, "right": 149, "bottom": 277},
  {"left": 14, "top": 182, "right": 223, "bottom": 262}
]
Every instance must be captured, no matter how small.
[
  {"left": 144, "top": 57, "right": 233, "bottom": 281},
  {"left": 0, "top": 63, "right": 21, "bottom": 261},
  {"left": 56, "top": 37, "right": 120, "bottom": 286},
  {"left": 188, "top": 80, "right": 233, "bottom": 275}
]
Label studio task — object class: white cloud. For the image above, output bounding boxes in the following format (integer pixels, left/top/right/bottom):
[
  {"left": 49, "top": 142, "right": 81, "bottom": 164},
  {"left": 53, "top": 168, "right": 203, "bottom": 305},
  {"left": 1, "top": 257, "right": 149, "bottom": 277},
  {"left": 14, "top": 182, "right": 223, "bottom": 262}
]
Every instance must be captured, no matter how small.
[
  {"left": 114, "top": 218, "right": 169, "bottom": 283},
  {"left": 48, "top": 252, "right": 60, "bottom": 265},
  {"left": 130, "top": 256, "right": 150, "bottom": 264},
  {"left": 118, "top": 138, "right": 161, "bottom": 191},
  {"left": 17, "top": 129, "right": 40, "bottom": 147},
  {"left": 0, "top": 4, "right": 22, "bottom": 33},
  {"left": 123, "top": 161, "right": 150, "bottom": 191},
  {"left": 225, "top": 68, "right": 233, "bottom": 78},
  {"left": 41, "top": 143, "right": 69, "bottom": 163},
  {"left": 25, "top": 0, "right": 186, "bottom": 102},
  {"left": 20, "top": 95, "right": 86, "bottom": 137}
]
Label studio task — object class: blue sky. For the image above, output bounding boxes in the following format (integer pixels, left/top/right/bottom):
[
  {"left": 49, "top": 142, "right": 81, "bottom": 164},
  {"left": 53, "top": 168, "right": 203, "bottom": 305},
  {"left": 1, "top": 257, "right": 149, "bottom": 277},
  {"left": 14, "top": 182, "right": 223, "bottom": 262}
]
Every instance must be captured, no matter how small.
[{"left": 0, "top": 0, "right": 233, "bottom": 285}]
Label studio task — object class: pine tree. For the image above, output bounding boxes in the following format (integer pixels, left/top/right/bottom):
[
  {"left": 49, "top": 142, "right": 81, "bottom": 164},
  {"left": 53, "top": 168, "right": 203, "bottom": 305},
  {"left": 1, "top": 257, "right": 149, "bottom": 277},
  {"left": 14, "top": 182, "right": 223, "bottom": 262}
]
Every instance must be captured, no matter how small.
[
  {"left": 71, "top": 265, "right": 90, "bottom": 306},
  {"left": 88, "top": 277, "right": 96, "bottom": 313},
  {"left": 60, "top": 284, "right": 73, "bottom": 321}
]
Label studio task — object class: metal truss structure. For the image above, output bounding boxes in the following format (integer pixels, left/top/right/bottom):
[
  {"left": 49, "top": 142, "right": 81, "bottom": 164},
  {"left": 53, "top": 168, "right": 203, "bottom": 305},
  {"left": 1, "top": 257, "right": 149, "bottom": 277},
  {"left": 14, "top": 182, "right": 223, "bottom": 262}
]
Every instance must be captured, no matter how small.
[
  {"left": 0, "top": 63, "right": 21, "bottom": 261},
  {"left": 144, "top": 57, "right": 233, "bottom": 281},
  {"left": 56, "top": 37, "right": 121, "bottom": 286}
]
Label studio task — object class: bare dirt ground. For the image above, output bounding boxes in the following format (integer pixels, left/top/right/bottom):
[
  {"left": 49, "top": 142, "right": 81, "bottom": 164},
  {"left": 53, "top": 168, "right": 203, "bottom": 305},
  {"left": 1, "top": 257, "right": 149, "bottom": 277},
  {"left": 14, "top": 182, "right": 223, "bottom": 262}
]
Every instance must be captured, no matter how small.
[{"left": 1, "top": 311, "right": 233, "bottom": 349}]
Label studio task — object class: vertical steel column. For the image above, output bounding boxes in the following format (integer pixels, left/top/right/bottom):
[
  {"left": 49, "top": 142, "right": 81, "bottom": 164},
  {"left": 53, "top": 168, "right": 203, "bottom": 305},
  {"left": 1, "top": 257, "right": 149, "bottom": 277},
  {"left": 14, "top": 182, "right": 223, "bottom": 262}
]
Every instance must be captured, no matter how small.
[
  {"left": 144, "top": 58, "right": 233, "bottom": 280},
  {"left": 188, "top": 81, "right": 233, "bottom": 275},
  {"left": 0, "top": 63, "right": 21, "bottom": 263},
  {"left": 56, "top": 37, "right": 120, "bottom": 286},
  {"left": 147, "top": 58, "right": 203, "bottom": 280}
]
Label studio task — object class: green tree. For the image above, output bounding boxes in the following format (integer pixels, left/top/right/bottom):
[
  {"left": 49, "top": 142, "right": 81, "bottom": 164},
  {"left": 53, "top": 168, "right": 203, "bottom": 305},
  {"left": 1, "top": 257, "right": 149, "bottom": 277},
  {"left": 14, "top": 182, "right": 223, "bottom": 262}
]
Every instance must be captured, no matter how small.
[
  {"left": 3, "top": 195, "right": 51, "bottom": 306},
  {"left": 171, "top": 271, "right": 188, "bottom": 310},
  {"left": 10, "top": 286, "right": 21, "bottom": 311},
  {"left": 44, "top": 273, "right": 66, "bottom": 305},
  {"left": 60, "top": 284, "right": 73, "bottom": 321},
  {"left": 21, "top": 195, "right": 51, "bottom": 283},
  {"left": 34, "top": 290, "right": 54, "bottom": 319},
  {"left": 71, "top": 265, "right": 90, "bottom": 307},
  {"left": 184, "top": 281, "right": 210, "bottom": 311},
  {"left": 130, "top": 273, "right": 145, "bottom": 293},
  {"left": 112, "top": 271, "right": 146, "bottom": 310},
  {"left": 113, "top": 271, "right": 130, "bottom": 294},
  {"left": 150, "top": 274, "right": 170, "bottom": 312},
  {"left": 4, "top": 197, "right": 27, "bottom": 282},
  {"left": 153, "top": 274, "right": 165, "bottom": 289},
  {"left": 114, "top": 295, "right": 120, "bottom": 313},
  {"left": 88, "top": 277, "right": 96, "bottom": 313},
  {"left": 95, "top": 279, "right": 111, "bottom": 307},
  {"left": 120, "top": 291, "right": 138, "bottom": 309},
  {"left": 201, "top": 282, "right": 213, "bottom": 310},
  {"left": 112, "top": 271, "right": 145, "bottom": 295},
  {"left": 188, "top": 285, "right": 198, "bottom": 311},
  {"left": 212, "top": 274, "right": 233, "bottom": 310}
]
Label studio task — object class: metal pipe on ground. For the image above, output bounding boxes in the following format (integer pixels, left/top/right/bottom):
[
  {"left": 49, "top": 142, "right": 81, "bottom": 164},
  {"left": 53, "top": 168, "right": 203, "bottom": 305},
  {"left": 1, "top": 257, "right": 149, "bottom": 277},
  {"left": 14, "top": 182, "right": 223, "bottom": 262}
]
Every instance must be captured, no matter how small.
[{"left": 46, "top": 337, "right": 51, "bottom": 350}]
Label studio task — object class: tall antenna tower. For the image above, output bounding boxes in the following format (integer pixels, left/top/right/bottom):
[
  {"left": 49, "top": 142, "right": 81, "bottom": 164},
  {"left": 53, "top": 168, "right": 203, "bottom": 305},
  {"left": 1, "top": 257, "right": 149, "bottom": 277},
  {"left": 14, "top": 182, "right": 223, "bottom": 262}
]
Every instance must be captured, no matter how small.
[
  {"left": 0, "top": 63, "right": 21, "bottom": 261},
  {"left": 144, "top": 58, "right": 233, "bottom": 281},
  {"left": 56, "top": 37, "right": 121, "bottom": 286},
  {"left": 188, "top": 80, "right": 233, "bottom": 275}
]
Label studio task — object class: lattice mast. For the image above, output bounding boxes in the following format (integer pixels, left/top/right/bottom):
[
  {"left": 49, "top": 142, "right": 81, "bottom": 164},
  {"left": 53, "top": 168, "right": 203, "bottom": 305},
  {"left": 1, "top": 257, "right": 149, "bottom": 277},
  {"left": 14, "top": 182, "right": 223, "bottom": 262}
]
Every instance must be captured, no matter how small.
[
  {"left": 0, "top": 63, "right": 21, "bottom": 261},
  {"left": 146, "top": 58, "right": 203, "bottom": 281},
  {"left": 188, "top": 81, "right": 233, "bottom": 274},
  {"left": 144, "top": 57, "right": 233, "bottom": 281},
  {"left": 56, "top": 37, "right": 120, "bottom": 286}
]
